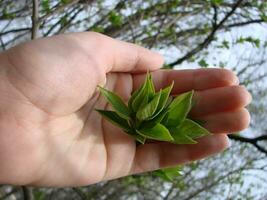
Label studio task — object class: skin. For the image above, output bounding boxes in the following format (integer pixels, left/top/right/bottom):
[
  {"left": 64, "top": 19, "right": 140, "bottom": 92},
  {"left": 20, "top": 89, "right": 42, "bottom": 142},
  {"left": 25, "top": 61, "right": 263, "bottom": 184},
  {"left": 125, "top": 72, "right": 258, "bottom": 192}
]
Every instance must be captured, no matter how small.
[{"left": 0, "top": 32, "right": 251, "bottom": 187}]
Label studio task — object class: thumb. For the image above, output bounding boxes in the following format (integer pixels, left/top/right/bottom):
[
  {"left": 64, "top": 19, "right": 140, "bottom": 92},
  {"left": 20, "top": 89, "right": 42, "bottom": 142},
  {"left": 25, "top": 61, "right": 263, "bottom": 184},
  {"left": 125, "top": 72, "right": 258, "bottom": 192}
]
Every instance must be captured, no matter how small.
[{"left": 73, "top": 32, "right": 164, "bottom": 73}]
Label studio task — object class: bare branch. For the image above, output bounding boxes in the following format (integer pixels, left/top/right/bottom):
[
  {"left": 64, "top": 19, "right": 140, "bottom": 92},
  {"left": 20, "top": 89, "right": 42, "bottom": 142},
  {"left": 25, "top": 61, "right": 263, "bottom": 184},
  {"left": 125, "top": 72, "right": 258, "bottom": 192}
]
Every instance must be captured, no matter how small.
[
  {"left": 57, "top": 7, "right": 84, "bottom": 34},
  {"left": 0, "top": 37, "right": 6, "bottom": 51},
  {"left": 43, "top": 5, "right": 80, "bottom": 37},
  {"left": 212, "top": 3, "right": 218, "bottom": 28},
  {"left": 229, "top": 134, "right": 267, "bottom": 156},
  {"left": 72, "top": 188, "right": 89, "bottom": 200},
  {"left": 3, "top": 31, "right": 29, "bottom": 48},
  {"left": 21, "top": 187, "right": 33, "bottom": 200},
  {"left": 0, "top": 187, "right": 19, "bottom": 200},
  {"left": 31, "top": 0, "right": 39, "bottom": 39},
  {"left": 39, "top": 0, "right": 80, "bottom": 23},
  {"left": 181, "top": 163, "right": 259, "bottom": 200},
  {"left": 168, "top": 0, "right": 244, "bottom": 67},
  {"left": 227, "top": 19, "right": 265, "bottom": 28},
  {"left": 0, "top": 28, "right": 31, "bottom": 37}
]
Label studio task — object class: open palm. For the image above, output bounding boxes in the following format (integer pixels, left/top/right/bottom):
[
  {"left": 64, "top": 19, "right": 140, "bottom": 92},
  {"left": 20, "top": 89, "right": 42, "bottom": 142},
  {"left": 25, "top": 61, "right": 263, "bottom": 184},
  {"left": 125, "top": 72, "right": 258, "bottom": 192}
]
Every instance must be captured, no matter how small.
[{"left": 0, "top": 32, "right": 251, "bottom": 187}]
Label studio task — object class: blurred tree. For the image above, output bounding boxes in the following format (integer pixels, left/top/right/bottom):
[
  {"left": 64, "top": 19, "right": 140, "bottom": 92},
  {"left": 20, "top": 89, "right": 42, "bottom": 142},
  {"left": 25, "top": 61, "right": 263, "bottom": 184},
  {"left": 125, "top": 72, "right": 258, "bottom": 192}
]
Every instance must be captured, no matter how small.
[{"left": 0, "top": 0, "right": 267, "bottom": 199}]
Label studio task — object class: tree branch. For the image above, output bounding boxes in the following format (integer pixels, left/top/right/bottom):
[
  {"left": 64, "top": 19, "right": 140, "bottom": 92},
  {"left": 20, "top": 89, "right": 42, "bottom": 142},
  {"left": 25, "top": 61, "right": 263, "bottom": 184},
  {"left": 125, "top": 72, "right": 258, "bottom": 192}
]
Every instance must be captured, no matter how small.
[
  {"left": 57, "top": 7, "right": 84, "bottom": 34},
  {"left": 212, "top": 3, "right": 218, "bottom": 28},
  {"left": 43, "top": 5, "right": 80, "bottom": 37},
  {"left": 227, "top": 19, "right": 265, "bottom": 28},
  {"left": 3, "top": 31, "right": 29, "bottom": 48},
  {"left": 31, "top": 0, "right": 39, "bottom": 39},
  {"left": 0, "top": 187, "right": 19, "bottom": 200},
  {"left": 229, "top": 134, "right": 267, "bottom": 156},
  {"left": 21, "top": 187, "right": 33, "bottom": 200},
  {"left": 0, "top": 28, "right": 31, "bottom": 37},
  {"left": 168, "top": 0, "right": 244, "bottom": 67},
  {"left": 39, "top": 0, "right": 80, "bottom": 23},
  {"left": 72, "top": 188, "right": 89, "bottom": 200},
  {"left": 182, "top": 163, "right": 253, "bottom": 200},
  {"left": 0, "top": 37, "right": 6, "bottom": 51}
]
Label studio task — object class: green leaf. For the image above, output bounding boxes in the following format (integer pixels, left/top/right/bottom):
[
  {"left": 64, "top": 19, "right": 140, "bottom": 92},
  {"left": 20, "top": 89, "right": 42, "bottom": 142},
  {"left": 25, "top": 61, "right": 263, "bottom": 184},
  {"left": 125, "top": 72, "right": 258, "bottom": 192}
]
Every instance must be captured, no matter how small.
[
  {"left": 152, "top": 82, "right": 174, "bottom": 118},
  {"left": 198, "top": 59, "right": 208, "bottom": 68},
  {"left": 169, "top": 127, "right": 197, "bottom": 144},
  {"left": 126, "top": 129, "right": 146, "bottom": 144},
  {"left": 154, "top": 166, "right": 183, "bottom": 181},
  {"left": 34, "top": 190, "right": 45, "bottom": 200},
  {"left": 222, "top": 40, "right": 230, "bottom": 49},
  {"left": 136, "top": 90, "right": 162, "bottom": 120},
  {"left": 211, "top": 0, "right": 223, "bottom": 5},
  {"left": 130, "top": 73, "right": 154, "bottom": 112},
  {"left": 60, "top": 15, "right": 68, "bottom": 26},
  {"left": 192, "top": 119, "right": 206, "bottom": 127},
  {"left": 261, "top": 14, "right": 267, "bottom": 22},
  {"left": 164, "top": 91, "right": 194, "bottom": 127},
  {"left": 153, "top": 170, "right": 173, "bottom": 181},
  {"left": 97, "top": 110, "right": 146, "bottom": 144},
  {"left": 162, "top": 166, "right": 183, "bottom": 180},
  {"left": 141, "top": 108, "right": 169, "bottom": 129},
  {"left": 137, "top": 123, "right": 174, "bottom": 141},
  {"left": 41, "top": 0, "right": 50, "bottom": 14},
  {"left": 147, "top": 73, "right": 155, "bottom": 98},
  {"left": 60, "top": 0, "right": 70, "bottom": 4},
  {"left": 178, "top": 119, "right": 210, "bottom": 139},
  {"left": 134, "top": 134, "right": 146, "bottom": 144},
  {"left": 108, "top": 11, "right": 122, "bottom": 27},
  {"left": 98, "top": 87, "right": 130, "bottom": 119},
  {"left": 128, "top": 86, "right": 142, "bottom": 111},
  {"left": 91, "top": 26, "right": 105, "bottom": 33},
  {"left": 236, "top": 36, "right": 260, "bottom": 48},
  {"left": 96, "top": 110, "right": 131, "bottom": 131},
  {"left": 165, "top": 96, "right": 173, "bottom": 107}
]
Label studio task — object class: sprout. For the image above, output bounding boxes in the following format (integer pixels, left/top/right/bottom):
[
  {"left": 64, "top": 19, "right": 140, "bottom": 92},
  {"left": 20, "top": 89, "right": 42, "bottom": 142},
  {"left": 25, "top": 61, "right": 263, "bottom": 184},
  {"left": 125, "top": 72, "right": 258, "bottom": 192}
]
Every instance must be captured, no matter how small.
[{"left": 96, "top": 72, "right": 211, "bottom": 180}]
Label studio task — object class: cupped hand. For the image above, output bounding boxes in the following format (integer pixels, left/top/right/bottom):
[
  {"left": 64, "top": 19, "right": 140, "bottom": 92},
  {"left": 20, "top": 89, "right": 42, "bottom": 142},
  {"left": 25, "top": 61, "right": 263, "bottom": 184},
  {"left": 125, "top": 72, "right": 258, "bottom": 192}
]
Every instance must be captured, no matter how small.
[{"left": 0, "top": 32, "right": 251, "bottom": 187}]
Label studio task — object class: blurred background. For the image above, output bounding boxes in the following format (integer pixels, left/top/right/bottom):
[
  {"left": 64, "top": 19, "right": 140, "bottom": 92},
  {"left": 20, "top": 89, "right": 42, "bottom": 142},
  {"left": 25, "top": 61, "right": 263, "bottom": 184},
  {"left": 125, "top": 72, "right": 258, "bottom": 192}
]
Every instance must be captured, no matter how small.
[{"left": 0, "top": 0, "right": 267, "bottom": 199}]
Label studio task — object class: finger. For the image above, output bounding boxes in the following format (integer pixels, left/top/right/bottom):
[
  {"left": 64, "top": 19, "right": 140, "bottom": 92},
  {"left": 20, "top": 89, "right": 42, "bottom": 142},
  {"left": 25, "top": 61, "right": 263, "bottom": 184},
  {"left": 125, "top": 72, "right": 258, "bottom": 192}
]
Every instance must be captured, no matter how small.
[
  {"left": 132, "top": 68, "right": 239, "bottom": 93},
  {"left": 190, "top": 85, "right": 252, "bottom": 117},
  {"left": 74, "top": 32, "right": 164, "bottom": 73},
  {"left": 130, "top": 134, "right": 229, "bottom": 174},
  {"left": 196, "top": 108, "right": 250, "bottom": 133}
]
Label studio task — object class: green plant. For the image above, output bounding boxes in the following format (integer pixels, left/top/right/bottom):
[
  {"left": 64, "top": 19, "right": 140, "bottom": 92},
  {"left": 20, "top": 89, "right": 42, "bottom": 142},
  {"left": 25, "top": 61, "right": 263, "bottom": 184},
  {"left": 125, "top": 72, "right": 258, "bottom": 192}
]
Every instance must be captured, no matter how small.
[{"left": 96, "top": 72, "right": 210, "bottom": 180}]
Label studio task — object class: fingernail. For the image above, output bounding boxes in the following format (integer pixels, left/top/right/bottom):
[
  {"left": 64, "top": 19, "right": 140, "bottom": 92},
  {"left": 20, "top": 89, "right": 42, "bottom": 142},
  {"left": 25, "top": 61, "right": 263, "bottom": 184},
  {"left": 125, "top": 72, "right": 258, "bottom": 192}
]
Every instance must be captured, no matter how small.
[
  {"left": 233, "top": 75, "right": 240, "bottom": 85},
  {"left": 226, "top": 136, "right": 232, "bottom": 148},
  {"left": 240, "top": 85, "right": 253, "bottom": 103}
]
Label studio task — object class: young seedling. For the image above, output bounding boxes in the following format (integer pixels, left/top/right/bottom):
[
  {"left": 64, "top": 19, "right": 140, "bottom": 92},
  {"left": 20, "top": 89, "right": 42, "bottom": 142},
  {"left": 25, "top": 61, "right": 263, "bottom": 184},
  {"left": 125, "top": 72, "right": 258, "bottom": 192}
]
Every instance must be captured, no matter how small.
[{"left": 96, "top": 72, "right": 210, "bottom": 181}]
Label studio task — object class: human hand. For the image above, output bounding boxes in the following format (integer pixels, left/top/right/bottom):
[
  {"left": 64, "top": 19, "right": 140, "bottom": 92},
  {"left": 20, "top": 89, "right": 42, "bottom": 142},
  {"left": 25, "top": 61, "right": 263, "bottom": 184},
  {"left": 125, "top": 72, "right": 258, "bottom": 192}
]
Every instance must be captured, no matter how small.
[{"left": 0, "top": 32, "right": 251, "bottom": 187}]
